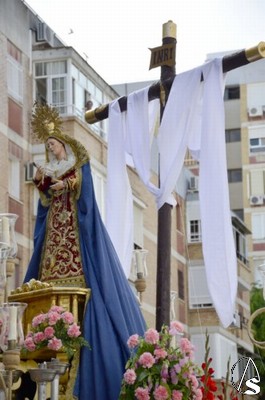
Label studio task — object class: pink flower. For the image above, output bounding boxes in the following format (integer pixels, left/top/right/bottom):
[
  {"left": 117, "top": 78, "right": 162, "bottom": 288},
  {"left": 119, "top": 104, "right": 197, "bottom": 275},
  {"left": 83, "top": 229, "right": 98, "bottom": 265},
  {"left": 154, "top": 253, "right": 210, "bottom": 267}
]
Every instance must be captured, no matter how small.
[
  {"left": 179, "top": 357, "right": 188, "bottom": 367},
  {"left": 172, "top": 390, "right": 183, "bottom": 400},
  {"left": 169, "top": 320, "right": 184, "bottom": 336},
  {"left": 154, "top": 348, "right": 167, "bottom": 360},
  {"left": 190, "top": 374, "right": 199, "bottom": 389},
  {"left": 123, "top": 368, "right": 137, "bottom": 384},
  {"left": 161, "top": 364, "right": 169, "bottom": 380},
  {"left": 170, "top": 368, "right": 178, "bottom": 385},
  {"left": 127, "top": 334, "right": 139, "bottom": 349},
  {"left": 153, "top": 385, "right": 169, "bottom": 400},
  {"left": 135, "top": 387, "right": 150, "bottom": 400},
  {"left": 62, "top": 311, "right": 74, "bottom": 325},
  {"left": 32, "top": 313, "right": 46, "bottom": 327},
  {"left": 144, "top": 328, "right": 159, "bottom": 344},
  {"left": 50, "top": 305, "right": 64, "bottom": 313},
  {"left": 24, "top": 336, "right": 36, "bottom": 351},
  {"left": 44, "top": 326, "right": 54, "bottom": 339},
  {"left": 67, "top": 323, "right": 81, "bottom": 338},
  {"left": 47, "top": 311, "right": 61, "bottom": 326},
  {"left": 180, "top": 338, "right": 194, "bottom": 354},
  {"left": 33, "top": 331, "right": 45, "bottom": 343},
  {"left": 194, "top": 388, "right": 203, "bottom": 400},
  {"left": 47, "top": 337, "right": 62, "bottom": 351},
  {"left": 138, "top": 352, "right": 155, "bottom": 368},
  {"left": 174, "top": 363, "right": 181, "bottom": 373}
]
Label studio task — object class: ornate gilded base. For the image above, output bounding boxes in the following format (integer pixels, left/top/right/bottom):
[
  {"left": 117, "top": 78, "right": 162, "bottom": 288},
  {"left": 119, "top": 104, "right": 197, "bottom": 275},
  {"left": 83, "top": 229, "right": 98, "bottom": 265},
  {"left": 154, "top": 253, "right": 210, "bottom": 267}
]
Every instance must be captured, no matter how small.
[
  {"left": 8, "top": 283, "right": 90, "bottom": 335},
  {"left": 8, "top": 281, "right": 91, "bottom": 399}
]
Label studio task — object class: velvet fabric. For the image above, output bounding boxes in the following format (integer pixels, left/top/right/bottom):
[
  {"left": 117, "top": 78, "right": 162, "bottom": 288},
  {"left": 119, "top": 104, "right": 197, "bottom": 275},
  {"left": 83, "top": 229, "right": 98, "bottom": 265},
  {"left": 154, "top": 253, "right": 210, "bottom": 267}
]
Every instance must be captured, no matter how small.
[{"left": 24, "top": 162, "right": 146, "bottom": 399}]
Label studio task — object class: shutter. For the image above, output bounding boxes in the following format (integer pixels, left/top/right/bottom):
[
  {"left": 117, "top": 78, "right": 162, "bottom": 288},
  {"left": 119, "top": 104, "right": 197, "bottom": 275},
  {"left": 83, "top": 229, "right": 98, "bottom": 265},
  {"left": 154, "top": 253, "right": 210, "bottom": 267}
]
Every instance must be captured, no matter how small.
[
  {"left": 188, "top": 265, "right": 213, "bottom": 308},
  {"left": 252, "top": 214, "right": 265, "bottom": 239},
  {"left": 250, "top": 170, "right": 264, "bottom": 196}
]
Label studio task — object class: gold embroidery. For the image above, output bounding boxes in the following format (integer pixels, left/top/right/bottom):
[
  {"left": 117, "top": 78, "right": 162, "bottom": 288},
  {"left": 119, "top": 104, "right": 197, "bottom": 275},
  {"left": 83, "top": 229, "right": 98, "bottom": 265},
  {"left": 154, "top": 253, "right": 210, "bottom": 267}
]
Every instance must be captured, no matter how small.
[
  {"left": 39, "top": 169, "right": 84, "bottom": 284},
  {"left": 39, "top": 191, "right": 52, "bottom": 207}
]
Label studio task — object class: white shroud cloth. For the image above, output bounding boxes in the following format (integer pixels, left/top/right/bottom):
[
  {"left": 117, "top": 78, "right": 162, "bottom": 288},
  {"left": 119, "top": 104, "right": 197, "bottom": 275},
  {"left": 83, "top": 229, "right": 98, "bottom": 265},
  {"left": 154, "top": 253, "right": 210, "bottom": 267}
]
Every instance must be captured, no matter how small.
[{"left": 106, "top": 58, "right": 237, "bottom": 328}]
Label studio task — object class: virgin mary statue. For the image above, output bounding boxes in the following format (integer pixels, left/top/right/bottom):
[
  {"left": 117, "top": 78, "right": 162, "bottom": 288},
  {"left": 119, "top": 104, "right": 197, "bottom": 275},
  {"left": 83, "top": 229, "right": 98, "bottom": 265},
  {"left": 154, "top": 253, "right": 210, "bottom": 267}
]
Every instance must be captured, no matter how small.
[{"left": 24, "top": 103, "right": 146, "bottom": 399}]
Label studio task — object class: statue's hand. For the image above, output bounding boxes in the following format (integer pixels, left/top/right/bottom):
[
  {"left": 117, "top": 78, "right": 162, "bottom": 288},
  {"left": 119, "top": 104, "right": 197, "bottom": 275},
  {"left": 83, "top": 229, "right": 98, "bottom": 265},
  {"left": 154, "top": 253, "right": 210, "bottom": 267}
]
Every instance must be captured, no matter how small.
[
  {"left": 34, "top": 163, "right": 45, "bottom": 181},
  {"left": 50, "top": 178, "right": 65, "bottom": 191}
]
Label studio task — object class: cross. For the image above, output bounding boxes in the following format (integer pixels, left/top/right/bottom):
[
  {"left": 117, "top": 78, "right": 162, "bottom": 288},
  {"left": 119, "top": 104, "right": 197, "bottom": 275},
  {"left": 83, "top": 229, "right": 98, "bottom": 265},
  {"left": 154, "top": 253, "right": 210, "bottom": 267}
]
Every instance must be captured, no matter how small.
[{"left": 85, "top": 22, "right": 265, "bottom": 330}]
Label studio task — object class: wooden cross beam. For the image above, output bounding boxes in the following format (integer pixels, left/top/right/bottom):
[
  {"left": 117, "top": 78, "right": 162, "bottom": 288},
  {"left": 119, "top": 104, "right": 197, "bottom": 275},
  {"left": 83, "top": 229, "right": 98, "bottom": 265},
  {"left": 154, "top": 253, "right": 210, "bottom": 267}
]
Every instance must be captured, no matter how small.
[
  {"left": 85, "top": 40, "right": 265, "bottom": 124},
  {"left": 85, "top": 22, "right": 265, "bottom": 330}
]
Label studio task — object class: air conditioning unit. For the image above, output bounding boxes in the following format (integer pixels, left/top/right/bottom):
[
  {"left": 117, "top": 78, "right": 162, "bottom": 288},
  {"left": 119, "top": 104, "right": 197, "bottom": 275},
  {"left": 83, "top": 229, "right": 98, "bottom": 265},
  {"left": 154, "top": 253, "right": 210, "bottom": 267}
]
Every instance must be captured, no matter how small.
[
  {"left": 250, "top": 195, "right": 264, "bottom": 205},
  {"left": 231, "top": 310, "right": 241, "bottom": 328},
  {"left": 36, "top": 22, "right": 54, "bottom": 46},
  {"left": 25, "top": 162, "right": 34, "bottom": 182},
  {"left": 248, "top": 105, "right": 263, "bottom": 117},
  {"left": 189, "top": 176, "right": 199, "bottom": 191}
]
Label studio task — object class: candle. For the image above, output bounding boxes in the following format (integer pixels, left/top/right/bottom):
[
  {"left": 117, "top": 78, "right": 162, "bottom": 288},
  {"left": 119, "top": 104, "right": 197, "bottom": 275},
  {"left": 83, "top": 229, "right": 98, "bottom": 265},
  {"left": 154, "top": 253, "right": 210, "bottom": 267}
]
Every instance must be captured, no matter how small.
[
  {"left": 136, "top": 251, "right": 144, "bottom": 274},
  {"left": 8, "top": 305, "right": 17, "bottom": 341},
  {"left": 2, "top": 217, "right": 10, "bottom": 246}
]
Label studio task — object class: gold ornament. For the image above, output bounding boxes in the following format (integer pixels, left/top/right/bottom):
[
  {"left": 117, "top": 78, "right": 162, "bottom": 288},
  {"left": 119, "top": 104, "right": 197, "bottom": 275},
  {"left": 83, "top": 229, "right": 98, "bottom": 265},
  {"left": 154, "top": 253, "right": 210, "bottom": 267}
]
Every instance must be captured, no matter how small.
[{"left": 31, "top": 102, "right": 63, "bottom": 142}]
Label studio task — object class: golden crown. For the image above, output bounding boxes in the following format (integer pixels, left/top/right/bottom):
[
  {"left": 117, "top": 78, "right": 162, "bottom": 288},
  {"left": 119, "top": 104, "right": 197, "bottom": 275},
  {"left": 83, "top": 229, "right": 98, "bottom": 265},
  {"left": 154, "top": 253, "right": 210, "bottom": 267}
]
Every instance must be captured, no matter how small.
[{"left": 31, "top": 102, "right": 63, "bottom": 142}]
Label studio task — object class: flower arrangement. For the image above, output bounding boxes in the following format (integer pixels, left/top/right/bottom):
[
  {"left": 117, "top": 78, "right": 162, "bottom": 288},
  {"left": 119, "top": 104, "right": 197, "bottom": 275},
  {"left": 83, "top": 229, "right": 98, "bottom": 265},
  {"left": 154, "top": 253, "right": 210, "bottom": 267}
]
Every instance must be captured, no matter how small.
[
  {"left": 119, "top": 321, "right": 202, "bottom": 400},
  {"left": 23, "top": 305, "right": 89, "bottom": 359}
]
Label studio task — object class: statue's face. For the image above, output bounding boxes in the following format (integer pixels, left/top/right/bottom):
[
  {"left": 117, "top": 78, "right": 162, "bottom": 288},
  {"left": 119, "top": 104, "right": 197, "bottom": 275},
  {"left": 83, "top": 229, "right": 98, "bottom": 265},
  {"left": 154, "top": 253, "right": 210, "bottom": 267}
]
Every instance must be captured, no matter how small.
[{"left": 46, "top": 138, "right": 65, "bottom": 159}]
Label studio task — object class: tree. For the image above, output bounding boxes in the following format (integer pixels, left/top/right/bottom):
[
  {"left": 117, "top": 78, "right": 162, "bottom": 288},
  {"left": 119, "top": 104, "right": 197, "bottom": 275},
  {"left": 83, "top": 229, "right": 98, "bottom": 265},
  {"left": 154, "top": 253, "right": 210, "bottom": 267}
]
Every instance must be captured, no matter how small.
[{"left": 250, "top": 285, "right": 265, "bottom": 398}]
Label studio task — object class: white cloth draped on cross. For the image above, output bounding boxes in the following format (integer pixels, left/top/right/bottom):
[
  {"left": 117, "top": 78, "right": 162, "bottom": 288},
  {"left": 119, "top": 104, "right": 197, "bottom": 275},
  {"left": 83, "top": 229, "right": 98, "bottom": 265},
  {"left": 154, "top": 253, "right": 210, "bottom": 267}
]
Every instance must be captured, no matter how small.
[{"left": 106, "top": 58, "right": 237, "bottom": 328}]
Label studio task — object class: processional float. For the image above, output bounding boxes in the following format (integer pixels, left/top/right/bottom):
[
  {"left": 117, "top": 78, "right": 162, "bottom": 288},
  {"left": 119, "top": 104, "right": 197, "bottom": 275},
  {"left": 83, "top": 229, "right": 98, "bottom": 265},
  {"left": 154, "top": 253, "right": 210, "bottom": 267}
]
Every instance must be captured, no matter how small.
[{"left": 0, "top": 20, "right": 264, "bottom": 400}]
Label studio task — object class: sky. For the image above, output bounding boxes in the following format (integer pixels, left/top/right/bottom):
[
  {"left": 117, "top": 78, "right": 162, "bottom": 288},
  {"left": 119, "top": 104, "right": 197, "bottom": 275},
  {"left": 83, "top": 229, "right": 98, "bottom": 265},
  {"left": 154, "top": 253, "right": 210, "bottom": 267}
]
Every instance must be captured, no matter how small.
[{"left": 25, "top": 0, "right": 265, "bottom": 85}]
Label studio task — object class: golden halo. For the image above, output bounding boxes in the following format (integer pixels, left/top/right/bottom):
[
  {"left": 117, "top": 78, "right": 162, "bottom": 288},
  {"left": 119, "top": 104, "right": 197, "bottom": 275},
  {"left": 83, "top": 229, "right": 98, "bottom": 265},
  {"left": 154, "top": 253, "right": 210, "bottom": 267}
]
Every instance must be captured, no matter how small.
[{"left": 31, "top": 102, "right": 63, "bottom": 142}]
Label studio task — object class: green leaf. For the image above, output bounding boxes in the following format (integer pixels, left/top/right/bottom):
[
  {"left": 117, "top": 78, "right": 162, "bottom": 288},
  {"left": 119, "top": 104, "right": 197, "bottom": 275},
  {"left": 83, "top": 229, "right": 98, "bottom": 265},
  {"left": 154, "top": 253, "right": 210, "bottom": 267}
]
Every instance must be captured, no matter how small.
[{"left": 137, "top": 369, "right": 150, "bottom": 382}]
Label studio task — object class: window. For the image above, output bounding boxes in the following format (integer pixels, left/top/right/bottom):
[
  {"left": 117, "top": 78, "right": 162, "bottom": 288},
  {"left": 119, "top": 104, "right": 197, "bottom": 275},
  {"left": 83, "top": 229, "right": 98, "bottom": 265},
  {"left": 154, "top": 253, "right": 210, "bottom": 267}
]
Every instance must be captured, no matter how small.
[
  {"left": 233, "top": 209, "right": 244, "bottom": 221},
  {"left": 176, "top": 203, "right": 184, "bottom": 233},
  {"left": 8, "top": 159, "right": 20, "bottom": 199},
  {"left": 228, "top": 169, "right": 242, "bottom": 183},
  {"left": 225, "top": 129, "right": 241, "bottom": 143},
  {"left": 250, "top": 137, "right": 265, "bottom": 153},
  {"left": 188, "top": 265, "right": 213, "bottom": 308},
  {"left": 178, "top": 269, "right": 184, "bottom": 300},
  {"left": 35, "top": 78, "right": 47, "bottom": 104},
  {"left": 249, "top": 170, "right": 265, "bottom": 196},
  {"left": 52, "top": 77, "right": 66, "bottom": 114},
  {"left": 252, "top": 213, "right": 265, "bottom": 240},
  {"left": 249, "top": 126, "right": 265, "bottom": 153},
  {"left": 233, "top": 226, "right": 248, "bottom": 265},
  {"left": 224, "top": 85, "right": 240, "bottom": 100},
  {"left": 7, "top": 42, "right": 22, "bottom": 102},
  {"left": 35, "top": 61, "right": 67, "bottom": 113},
  {"left": 71, "top": 63, "right": 107, "bottom": 138},
  {"left": 247, "top": 82, "right": 265, "bottom": 117},
  {"left": 188, "top": 220, "right": 202, "bottom": 242}
]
